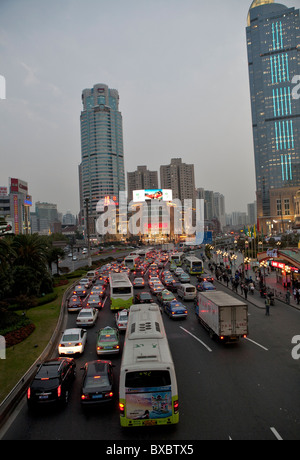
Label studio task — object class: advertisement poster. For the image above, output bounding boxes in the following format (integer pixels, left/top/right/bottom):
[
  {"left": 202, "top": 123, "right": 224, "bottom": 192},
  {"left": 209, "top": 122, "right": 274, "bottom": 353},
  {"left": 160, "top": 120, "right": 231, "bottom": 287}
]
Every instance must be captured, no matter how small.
[{"left": 126, "top": 386, "right": 172, "bottom": 420}]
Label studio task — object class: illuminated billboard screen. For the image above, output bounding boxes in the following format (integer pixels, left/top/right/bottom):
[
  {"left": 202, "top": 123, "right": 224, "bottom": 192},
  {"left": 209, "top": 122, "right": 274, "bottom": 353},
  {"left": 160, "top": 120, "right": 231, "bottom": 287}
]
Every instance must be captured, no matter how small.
[{"left": 133, "top": 189, "right": 172, "bottom": 202}]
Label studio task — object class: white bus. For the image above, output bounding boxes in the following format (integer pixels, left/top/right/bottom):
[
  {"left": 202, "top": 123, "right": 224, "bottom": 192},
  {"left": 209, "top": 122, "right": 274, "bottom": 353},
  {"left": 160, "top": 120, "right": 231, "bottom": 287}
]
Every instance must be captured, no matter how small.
[
  {"left": 119, "top": 304, "right": 179, "bottom": 427},
  {"left": 185, "top": 256, "right": 203, "bottom": 275},
  {"left": 109, "top": 272, "right": 134, "bottom": 311},
  {"left": 123, "top": 254, "right": 140, "bottom": 271},
  {"left": 170, "top": 252, "right": 184, "bottom": 266}
]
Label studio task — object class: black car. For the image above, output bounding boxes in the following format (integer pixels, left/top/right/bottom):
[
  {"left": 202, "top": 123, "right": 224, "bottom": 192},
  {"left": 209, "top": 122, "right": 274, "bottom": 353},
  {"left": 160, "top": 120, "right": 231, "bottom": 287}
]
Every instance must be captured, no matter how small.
[
  {"left": 27, "top": 358, "right": 76, "bottom": 409},
  {"left": 134, "top": 291, "right": 154, "bottom": 304},
  {"left": 80, "top": 360, "right": 114, "bottom": 405}
]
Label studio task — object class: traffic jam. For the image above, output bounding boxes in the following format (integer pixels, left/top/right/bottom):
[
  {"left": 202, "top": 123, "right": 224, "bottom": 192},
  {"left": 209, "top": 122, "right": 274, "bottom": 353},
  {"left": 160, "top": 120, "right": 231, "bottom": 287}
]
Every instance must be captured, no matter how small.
[{"left": 27, "top": 247, "right": 248, "bottom": 410}]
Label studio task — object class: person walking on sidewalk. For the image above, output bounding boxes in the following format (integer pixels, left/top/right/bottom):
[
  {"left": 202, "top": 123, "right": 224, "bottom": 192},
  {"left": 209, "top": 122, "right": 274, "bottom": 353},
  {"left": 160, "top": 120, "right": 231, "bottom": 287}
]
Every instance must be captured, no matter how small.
[{"left": 265, "top": 297, "right": 270, "bottom": 316}]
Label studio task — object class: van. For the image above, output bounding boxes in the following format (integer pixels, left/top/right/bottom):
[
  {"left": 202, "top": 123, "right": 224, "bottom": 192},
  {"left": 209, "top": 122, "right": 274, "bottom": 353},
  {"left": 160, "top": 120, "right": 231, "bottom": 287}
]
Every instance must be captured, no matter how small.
[
  {"left": 86, "top": 270, "right": 97, "bottom": 281},
  {"left": 177, "top": 283, "right": 197, "bottom": 300}
]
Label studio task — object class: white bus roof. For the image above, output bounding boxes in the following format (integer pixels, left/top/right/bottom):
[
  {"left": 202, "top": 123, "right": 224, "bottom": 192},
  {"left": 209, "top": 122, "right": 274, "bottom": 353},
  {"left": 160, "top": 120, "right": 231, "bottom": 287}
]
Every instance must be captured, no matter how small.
[
  {"left": 121, "top": 304, "right": 173, "bottom": 367},
  {"left": 109, "top": 272, "right": 132, "bottom": 285}
]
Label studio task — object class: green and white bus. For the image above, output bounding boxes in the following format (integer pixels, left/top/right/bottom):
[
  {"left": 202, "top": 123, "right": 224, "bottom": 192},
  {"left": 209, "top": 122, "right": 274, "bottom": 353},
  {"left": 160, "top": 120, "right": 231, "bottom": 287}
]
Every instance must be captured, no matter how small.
[
  {"left": 123, "top": 255, "right": 140, "bottom": 271},
  {"left": 185, "top": 256, "right": 203, "bottom": 275},
  {"left": 169, "top": 252, "right": 184, "bottom": 266},
  {"left": 109, "top": 272, "right": 133, "bottom": 311},
  {"left": 119, "top": 303, "right": 179, "bottom": 427}
]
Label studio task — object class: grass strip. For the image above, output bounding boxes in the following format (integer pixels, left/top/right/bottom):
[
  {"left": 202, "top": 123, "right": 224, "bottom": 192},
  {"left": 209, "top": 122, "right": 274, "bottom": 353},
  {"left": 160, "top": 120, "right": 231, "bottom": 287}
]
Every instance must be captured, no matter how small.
[{"left": 0, "top": 281, "right": 73, "bottom": 404}]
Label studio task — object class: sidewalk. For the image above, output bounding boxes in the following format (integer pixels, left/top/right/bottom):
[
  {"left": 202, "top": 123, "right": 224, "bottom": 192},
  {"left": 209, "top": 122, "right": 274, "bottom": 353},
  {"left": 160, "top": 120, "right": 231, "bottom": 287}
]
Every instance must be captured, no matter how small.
[{"left": 208, "top": 254, "right": 300, "bottom": 312}]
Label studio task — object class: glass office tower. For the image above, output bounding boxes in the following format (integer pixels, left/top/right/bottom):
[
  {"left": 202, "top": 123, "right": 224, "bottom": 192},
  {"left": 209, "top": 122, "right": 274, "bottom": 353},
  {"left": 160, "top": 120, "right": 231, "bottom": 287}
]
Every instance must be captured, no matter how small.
[
  {"left": 79, "top": 83, "right": 125, "bottom": 233},
  {"left": 246, "top": 0, "right": 300, "bottom": 234}
]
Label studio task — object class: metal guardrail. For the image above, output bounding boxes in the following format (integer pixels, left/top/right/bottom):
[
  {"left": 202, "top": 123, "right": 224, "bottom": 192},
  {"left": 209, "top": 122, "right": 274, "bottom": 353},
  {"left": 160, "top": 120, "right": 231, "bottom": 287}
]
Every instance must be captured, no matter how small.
[{"left": 0, "top": 281, "right": 77, "bottom": 431}]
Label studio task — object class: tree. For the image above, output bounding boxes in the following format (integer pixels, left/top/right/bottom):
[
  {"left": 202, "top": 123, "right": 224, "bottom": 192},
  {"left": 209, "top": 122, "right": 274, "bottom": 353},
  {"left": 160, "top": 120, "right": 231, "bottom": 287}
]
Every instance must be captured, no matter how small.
[{"left": 11, "top": 234, "right": 53, "bottom": 297}]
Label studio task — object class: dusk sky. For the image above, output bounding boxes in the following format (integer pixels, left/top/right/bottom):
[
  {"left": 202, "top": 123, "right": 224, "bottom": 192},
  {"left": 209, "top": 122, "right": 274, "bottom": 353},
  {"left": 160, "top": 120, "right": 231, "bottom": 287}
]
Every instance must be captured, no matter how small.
[{"left": 0, "top": 0, "right": 297, "bottom": 216}]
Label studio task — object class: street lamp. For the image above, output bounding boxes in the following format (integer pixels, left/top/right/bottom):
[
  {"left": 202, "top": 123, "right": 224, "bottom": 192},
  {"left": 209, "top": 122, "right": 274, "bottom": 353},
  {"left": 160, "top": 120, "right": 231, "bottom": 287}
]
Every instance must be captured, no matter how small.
[{"left": 84, "top": 198, "right": 92, "bottom": 267}]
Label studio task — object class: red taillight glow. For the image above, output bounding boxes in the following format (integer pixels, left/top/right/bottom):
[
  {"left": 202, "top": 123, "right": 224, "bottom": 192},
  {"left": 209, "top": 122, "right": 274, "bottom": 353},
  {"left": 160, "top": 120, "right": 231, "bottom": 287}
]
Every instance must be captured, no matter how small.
[
  {"left": 173, "top": 400, "right": 179, "bottom": 414},
  {"left": 119, "top": 402, "right": 125, "bottom": 415},
  {"left": 57, "top": 385, "right": 62, "bottom": 398},
  {"left": 27, "top": 387, "right": 31, "bottom": 399}
]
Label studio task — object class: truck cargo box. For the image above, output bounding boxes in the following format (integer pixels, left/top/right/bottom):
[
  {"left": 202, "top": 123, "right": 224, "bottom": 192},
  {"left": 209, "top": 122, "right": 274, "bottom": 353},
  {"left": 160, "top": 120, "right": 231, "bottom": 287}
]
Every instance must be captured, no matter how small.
[{"left": 196, "top": 291, "right": 248, "bottom": 342}]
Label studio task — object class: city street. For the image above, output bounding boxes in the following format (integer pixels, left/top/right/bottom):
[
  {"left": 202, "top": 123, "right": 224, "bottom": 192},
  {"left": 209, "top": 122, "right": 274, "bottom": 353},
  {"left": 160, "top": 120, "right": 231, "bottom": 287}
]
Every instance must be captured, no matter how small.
[{"left": 1, "top": 252, "right": 300, "bottom": 442}]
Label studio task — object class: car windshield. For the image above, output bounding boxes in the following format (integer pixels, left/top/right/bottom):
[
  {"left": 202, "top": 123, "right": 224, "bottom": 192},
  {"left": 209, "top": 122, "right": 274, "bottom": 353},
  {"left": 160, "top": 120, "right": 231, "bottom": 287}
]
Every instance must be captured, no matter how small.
[
  {"left": 62, "top": 333, "right": 79, "bottom": 342},
  {"left": 119, "top": 313, "right": 128, "bottom": 320},
  {"left": 84, "top": 375, "right": 110, "bottom": 390},
  {"left": 164, "top": 293, "right": 174, "bottom": 299},
  {"left": 100, "top": 332, "right": 116, "bottom": 342},
  {"left": 78, "top": 310, "right": 93, "bottom": 317}
]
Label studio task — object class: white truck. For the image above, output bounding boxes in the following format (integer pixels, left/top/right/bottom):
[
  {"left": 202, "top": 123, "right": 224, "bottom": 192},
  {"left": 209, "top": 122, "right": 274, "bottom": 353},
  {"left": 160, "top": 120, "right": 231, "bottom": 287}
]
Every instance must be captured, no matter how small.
[{"left": 195, "top": 291, "right": 248, "bottom": 343}]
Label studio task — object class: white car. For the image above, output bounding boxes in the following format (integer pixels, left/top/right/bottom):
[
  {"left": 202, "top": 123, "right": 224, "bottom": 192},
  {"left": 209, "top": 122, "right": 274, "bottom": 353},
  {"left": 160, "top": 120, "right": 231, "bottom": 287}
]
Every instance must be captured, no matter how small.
[
  {"left": 115, "top": 309, "right": 129, "bottom": 331},
  {"left": 76, "top": 308, "right": 98, "bottom": 327},
  {"left": 58, "top": 328, "right": 87, "bottom": 356},
  {"left": 80, "top": 278, "right": 92, "bottom": 289}
]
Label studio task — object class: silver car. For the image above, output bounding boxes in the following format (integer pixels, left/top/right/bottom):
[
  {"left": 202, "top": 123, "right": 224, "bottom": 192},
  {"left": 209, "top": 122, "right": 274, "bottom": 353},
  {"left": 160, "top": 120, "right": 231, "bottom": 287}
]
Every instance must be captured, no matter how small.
[{"left": 76, "top": 308, "right": 98, "bottom": 327}]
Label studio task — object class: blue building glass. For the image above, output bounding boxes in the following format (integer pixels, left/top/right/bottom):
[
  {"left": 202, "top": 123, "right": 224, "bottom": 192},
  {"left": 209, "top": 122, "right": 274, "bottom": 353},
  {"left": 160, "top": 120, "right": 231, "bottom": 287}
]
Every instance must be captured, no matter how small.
[
  {"left": 246, "top": 0, "right": 300, "bottom": 232},
  {"left": 79, "top": 84, "right": 125, "bottom": 221}
]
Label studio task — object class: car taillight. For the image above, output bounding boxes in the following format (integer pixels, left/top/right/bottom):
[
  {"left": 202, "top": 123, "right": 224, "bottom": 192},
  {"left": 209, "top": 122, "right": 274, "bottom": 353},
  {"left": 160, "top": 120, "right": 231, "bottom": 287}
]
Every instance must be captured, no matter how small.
[
  {"left": 113, "top": 345, "right": 120, "bottom": 349},
  {"left": 57, "top": 385, "right": 62, "bottom": 398},
  {"left": 27, "top": 387, "right": 31, "bottom": 399},
  {"left": 81, "top": 394, "right": 90, "bottom": 400},
  {"left": 173, "top": 400, "right": 179, "bottom": 414},
  {"left": 75, "top": 342, "right": 82, "bottom": 346},
  {"left": 105, "top": 392, "right": 113, "bottom": 398}
]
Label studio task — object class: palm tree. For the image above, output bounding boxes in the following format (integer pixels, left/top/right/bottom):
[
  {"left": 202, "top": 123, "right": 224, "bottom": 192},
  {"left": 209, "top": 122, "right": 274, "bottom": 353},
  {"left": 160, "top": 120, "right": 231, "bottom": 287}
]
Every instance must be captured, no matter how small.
[
  {"left": 0, "top": 236, "right": 15, "bottom": 300},
  {"left": 11, "top": 234, "right": 53, "bottom": 296}
]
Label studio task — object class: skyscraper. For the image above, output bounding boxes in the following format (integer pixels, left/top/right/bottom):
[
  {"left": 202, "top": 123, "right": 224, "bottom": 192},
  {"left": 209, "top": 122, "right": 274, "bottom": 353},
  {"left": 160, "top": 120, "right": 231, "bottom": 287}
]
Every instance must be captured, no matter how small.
[
  {"left": 160, "top": 158, "right": 195, "bottom": 202},
  {"left": 127, "top": 166, "right": 158, "bottom": 202},
  {"left": 246, "top": 0, "right": 300, "bottom": 234},
  {"left": 79, "top": 83, "right": 125, "bottom": 232}
]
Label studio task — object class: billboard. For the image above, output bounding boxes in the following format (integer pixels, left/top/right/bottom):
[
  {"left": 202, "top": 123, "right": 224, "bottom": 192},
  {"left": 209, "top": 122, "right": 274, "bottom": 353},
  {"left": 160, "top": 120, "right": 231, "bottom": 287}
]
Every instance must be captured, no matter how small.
[
  {"left": 133, "top": 189, "right": 172, "bottom": 203},
  {"left": 10, "top": 178, "right": 28, "bottom": 194}
]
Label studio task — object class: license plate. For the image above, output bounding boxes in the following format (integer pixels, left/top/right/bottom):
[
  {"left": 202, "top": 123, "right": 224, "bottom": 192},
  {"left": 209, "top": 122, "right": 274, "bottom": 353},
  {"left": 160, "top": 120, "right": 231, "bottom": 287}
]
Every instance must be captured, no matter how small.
[
  {"left": 144, "top": 420, "right": 156, "bottom": 426},
  {"left": 39, "top": 395, "right": 48, "bottom": 400},
  {"left": 92, "top": 394, "right": 103, "bottom": 399},
  {"left": 104, "top": 346, "right": 112, "bottom": 350}
]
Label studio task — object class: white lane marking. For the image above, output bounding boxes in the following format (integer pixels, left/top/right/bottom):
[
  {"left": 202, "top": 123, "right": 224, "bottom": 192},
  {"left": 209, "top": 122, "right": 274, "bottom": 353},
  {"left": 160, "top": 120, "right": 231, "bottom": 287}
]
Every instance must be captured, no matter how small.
[
  {"left": 244, "top": 337, "right": 269, "bottom": 351},
  {"left": 180, "top": 327, "right": 213, "bottom": 352},
  {"left": 270, "top": 427, "right": 283, "bottom": 440}
]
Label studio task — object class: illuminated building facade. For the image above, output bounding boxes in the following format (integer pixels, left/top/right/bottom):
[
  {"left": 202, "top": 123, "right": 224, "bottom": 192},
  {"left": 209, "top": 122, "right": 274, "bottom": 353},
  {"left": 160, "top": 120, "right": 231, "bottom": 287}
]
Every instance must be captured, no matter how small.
[{"left": 246, "top": 0, "right": 300, "bottom": 234}]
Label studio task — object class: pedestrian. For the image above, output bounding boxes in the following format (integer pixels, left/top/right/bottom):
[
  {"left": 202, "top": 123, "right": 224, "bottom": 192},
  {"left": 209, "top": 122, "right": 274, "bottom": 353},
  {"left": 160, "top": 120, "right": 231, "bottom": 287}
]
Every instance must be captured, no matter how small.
[
  {"left": 244, "top": 285, "right": 248, "bottom": 300},
  {"left": 286, "top": 290, "right": 291, "bottom": 305},
  {"left": 265, "top": 297, "right": 270, "bottom": 316}
]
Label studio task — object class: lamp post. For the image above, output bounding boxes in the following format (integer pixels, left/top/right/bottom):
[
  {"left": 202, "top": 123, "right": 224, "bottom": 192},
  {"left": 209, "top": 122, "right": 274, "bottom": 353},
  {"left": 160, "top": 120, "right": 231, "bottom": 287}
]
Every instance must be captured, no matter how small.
[{"left": 84, "top": 198, "right": 92, "bottom": 267}]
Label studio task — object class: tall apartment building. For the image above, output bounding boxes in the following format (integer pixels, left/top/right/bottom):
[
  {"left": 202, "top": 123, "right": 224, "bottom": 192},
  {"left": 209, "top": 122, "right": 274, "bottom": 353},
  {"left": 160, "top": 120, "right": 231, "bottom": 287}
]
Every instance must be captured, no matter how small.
[
  {"left": 79, "top": 83, "right": 125, "bottom": 233},
  {"left": 127, "top": 166, "right": 158, "bottom": 202},
  {"left": 160, "top": 158, "right": 195, "bottom": 202},
  {"left": 246, "top": 0, "right": 300, "bottom": 234}
]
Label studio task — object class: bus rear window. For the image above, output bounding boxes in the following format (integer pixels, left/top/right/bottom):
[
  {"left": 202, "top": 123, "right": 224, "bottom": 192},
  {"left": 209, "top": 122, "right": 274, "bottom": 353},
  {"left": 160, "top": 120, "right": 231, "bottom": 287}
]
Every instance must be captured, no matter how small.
[
  {"left": 113, "top": 287, "right": 132, "bottom": 295},
  {"left": 125, "top": 370, "right": 171, "bottom": 388}
]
